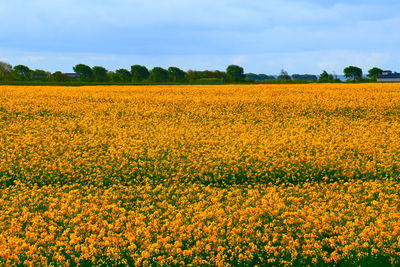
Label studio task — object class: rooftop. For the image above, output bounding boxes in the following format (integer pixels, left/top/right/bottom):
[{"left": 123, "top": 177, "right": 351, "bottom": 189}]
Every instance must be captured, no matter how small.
[{"left": 378, "top": 70, "right": 400, "bottom": 79}]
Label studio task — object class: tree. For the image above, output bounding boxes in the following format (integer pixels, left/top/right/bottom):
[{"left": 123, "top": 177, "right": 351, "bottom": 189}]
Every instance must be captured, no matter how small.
[
  {"left": 50, "top": 71, "right": 69, "bottom": 82},
  {"left": 73, "top": 64, "right": 93, "bottom": 81},
  {"left": 211, "top": 71, "right": 228, "bottom": 82},
  {"left": 32, "top": 69, "right": 50, "bottom": 81},
  {"left": 187, "top": 70, "right": 202, "bottom": 81},
  {"left": 131, "top": 65, "right": 150, "bottom": 82},
  {"left": 106, "top": 71, "right": 115, "bottom": 82},
  {"left": 318, "top": 70, "right": 334, "bottom": 82},
  {"left": 278, "top": 69, "right": 291, "bottom": 80},
  {"left": 92, "top": 66, "right": 108, "bottom": 82},
  {"left": 168, "top": 67, "right": 187, "bottom": 83},
  {"left": 150, "top": 67, "right": 170, "bottom": 83},
  {"left": 13, "top": 65, "right": 32, "bottom": 80},
  {"left": 292, "top": 74, "right": 318, "bottom": 81},
  {"left": 186, "top": 69, "right": 230, "bottom": 83},
  {"left": 113, "top": 69, "right": 132, "bottom": 83},
  {"left": 343, "top": 66, "right": 363, "bottom": 81},
  {"left": 226, "top": 65, "right": 245, "bottom": 82},
  {"left": 245, "top": 73, "right": 275, "bottom": 82},
  {"left": 367, "top": 67, "right": 383, "bottom": 80},
  {"left": 0, "top": 61, "right": 12, "bottom": 80},
  {"left": 187, "top": 70, "right": 227, "bottom": 82},
  {"left": 202, "top": 70, "right": 227, "bottom": 81}
]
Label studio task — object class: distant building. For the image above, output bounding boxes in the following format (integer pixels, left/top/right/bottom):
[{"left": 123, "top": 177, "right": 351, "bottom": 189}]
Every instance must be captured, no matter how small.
[{"left": 377, "top": 70, "right": 400, "bottom": 82}]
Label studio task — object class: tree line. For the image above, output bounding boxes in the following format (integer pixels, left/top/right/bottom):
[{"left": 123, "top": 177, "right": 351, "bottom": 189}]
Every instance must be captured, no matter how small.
[
  {"left": 0, "top": 62, "right": 247, "bottom": 84},
  {"left": 0, "top": 61, "right": 387, "bottom": 84},
  {"left": 248, "top": 66, "right": 385, "bottom": 83}
]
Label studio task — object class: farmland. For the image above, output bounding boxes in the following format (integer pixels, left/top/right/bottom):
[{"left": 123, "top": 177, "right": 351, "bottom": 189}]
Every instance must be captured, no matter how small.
[{"left": 1, "top": 84, "right": 400, "bottom": 265}]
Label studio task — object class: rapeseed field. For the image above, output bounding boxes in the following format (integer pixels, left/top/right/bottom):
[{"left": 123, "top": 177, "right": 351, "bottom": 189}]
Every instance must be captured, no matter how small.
[{"left": 0, "top": 84, "right": 399, "bottom": 265}]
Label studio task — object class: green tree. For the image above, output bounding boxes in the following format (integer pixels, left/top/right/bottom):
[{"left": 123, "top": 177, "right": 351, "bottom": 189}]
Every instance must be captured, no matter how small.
[
  {"left": 187, "top": 70, "right": 226, "bottom": 81},
  {"left": 226, "top": 65, "right": 245, "bottom": 82},
  {"left": 106, "top": 71, "right": 115, "bottom": 82},
  {"left": 246, "top": 73, "right": 275, "bottom": 82},
  {"left": 114, "top": 69, "right": 132, "bottom": 83},
  {"left": 201, "top": 70, "right": 227, "bottom": 81},
  {"left": 292, "top": 74, "right": 318, "bottom": 81},
  {"left": 0, "top": 61, "right": 12, "bottom": 80},
  {"left": 32, "top": 69, "right": 50, "bottom": 81},
  {"left": 50, "top": 71, "right": 69, "bottom": 82},
  {"left": 278, "top": 69, "right": 291, "bottom": 80},
  {"left": 318, "top": 70, "right": 334, "bottom": 82},
  {"left": 13, "top": 65, "right": 32, "bottom": 80},
  {"left": 168, "top": 67, "right": 187, "bottom": 83},
  {"left": 150, "top": 67, "right": 170, "bottom": 83},
  {"left": 73, "top": 64, "right": 93, "bottom": 81},
  {"left": 367, "top": 67, "right": 383, "bottom": 80},
  {"left": 343, "top": 66, "right": 363, "bottom": 81},
  {"left": 92, "top": 66, "right": 108, "bottom": 82},
  {"left": 187, "top": 70, "right": 201, "bottom": 81},
  {"left": 131, "top": 65, "right": 150, "bottom": 82}
]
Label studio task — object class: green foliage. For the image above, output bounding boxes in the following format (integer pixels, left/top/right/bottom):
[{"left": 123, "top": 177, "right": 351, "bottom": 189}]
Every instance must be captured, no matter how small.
[
  {"left": 13, "top": 65, "right": 32, "bottom": 81},
  {"left": 131, "top": 65, "right": 150, "bottom": 82},
  {"left": 0, "top": 61, "right": 12, "bottom": 81},
  {"left": 92, "top": 66, "right": 108, "bottom": 82},
  {"left": 261, "top": 79, "right": 310, "bottom": 84},
  {"left": 203, "top": 70, "right": 227, "bottom": 81},
  {"left": 73, "top": 64, "right": 93, "bottom": 81},
  {"left": 292, "top": 74, "right": 318, "bottom": 81},
  {"left": 0, "top": 62, "right": 388, "bottom": 85},
  {"left": 246, "top": 73, "right": 275, "bottom": 82},
  {"left": 168, "top": 67, "right": 187, "bottom": 83},
  {"left": 278, "top": 69, "right": 291, "bottom": 80},
  {"left": 226, "top": 65, "right": 245, "bottom": 82},
  {"left": 367, "top": 67, "right": 383, "bottom": 80},
  {"left": 188, "top": 70, "right": 228, "bottom": 83},
  {"left": 150, "top": 67, "right": 170, "bottom": 83},
  {"left": 50, "top": 71, "right": 70, "bottom": 82},
  {"left": 344, "top": 66, "right": 363, "bottom": 81},
  {"left": 318, "top": 70, "right": 334, "bottom": 82},
  {"left": 191, "top": 78, "right": 224, "bottom": 84},
  {"left": 113, "top": 69, "right": 131, "bottom": 83},
  {"left": 186, "top": 70, "right": 201, "bottom": 81},
  {"left": 32, "top": 69, "right": 50, "bottom": 81}
]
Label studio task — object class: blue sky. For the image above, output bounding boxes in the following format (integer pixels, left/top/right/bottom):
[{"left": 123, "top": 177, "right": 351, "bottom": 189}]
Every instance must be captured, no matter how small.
[{"left": 1, "top": 0, "right": 399, "bottom": 74}]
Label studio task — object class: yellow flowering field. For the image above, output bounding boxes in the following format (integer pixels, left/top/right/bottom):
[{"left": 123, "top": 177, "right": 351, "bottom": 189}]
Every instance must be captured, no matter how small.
[
  {"left": 1, "top": 84, "right": 400, "bottom": 265},
  {"left": 1, "top": 181, "right": 399, "bottom": 266}
]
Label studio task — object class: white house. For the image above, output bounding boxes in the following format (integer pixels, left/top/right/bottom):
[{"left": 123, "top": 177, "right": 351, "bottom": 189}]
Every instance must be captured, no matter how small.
[{"left": 377, "top": 70, "right": 400, "bottom": 82}]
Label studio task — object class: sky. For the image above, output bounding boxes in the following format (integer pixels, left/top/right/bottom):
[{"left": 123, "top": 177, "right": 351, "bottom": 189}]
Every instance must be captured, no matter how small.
[{"left": 1, "top": 0, "right": 400, "bottom": 75}]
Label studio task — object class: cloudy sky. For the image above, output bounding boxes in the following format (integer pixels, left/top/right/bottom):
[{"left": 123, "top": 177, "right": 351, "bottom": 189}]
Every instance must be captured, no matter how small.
[{"left": 1, "top": 0, "right": 399, "bottom": 74}]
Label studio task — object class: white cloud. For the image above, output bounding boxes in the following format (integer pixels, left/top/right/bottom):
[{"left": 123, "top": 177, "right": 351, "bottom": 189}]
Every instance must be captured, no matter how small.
[{"left": 1, "top": 0, "right": 400, "bottom": 73}]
